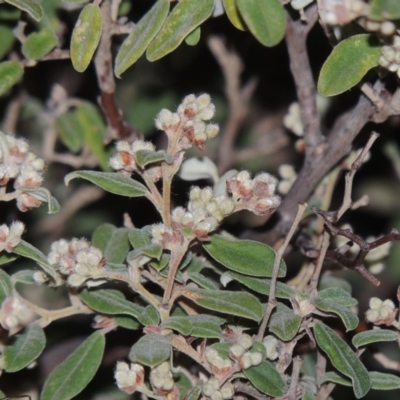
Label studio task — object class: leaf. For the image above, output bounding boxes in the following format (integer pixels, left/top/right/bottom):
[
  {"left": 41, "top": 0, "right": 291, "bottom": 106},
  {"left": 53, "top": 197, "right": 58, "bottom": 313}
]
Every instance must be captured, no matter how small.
[
  {"left": 369, "top": 0, "right": 400, "bottom": 20},
  {"left": 114, "top": 315, "right": 141, "bottom": 330},
  {"left": 147, "top": 0, "right": 214, "bottom": 61},
  {"left": 70, "top": 4, "right": 102, "bottom": 73},
  {"left": 223, "top": 0, "right": 246, "bottom": 30},
  {"left": 0, "top": 253, "right": 17, "bottom": 266},
  {"left": 55, "top": 110, "right": 84, "bottom": 153},
  {"left": 268, "top": 303, "right": 301, "bottom": 341},
  {"left": 135, "top": 149, "right": 173, "bottom": 168},
  {"left": 160, "top": 316, "right": 193, "bottom": 335},
  {"left": 0, "top": 61, "right": 24, "bottom": 96},
  {"left": 115, "top": 0, "right": 169, "bottom": 77},
  {"left": 41, "top": 331, "right": 105, "bottom": 400},
  {"left": 22, "top": 29, "right": 57, "bottom": 60},
  {"left": 128, "top": 225, "right": 153, "bottom": 248},
  {"left": 17, "top": 186, "right": 60, "bottom": 214},
  {"left": 352, "top": 329, "right": 399, "bottom": 348},
  {"left": 79, "top": 288, "right": 143, "bottom": 318},
  {"left": 65, "top": 170, "right": 148, "bottom": 197},
  {"left": 236, "top": 0, "right": 285, "bottom": 47},
  {"left": 4, "top": 0, "right": 43, "bottom": 21},
  {"left": 11, "top": 269, "right": 36, "bottom": 285},
  {"left": 318, "top": 34, "right": 381, "bottom": 97},
  {"left": 314, "top": 322, "right": 371, "bottom": 398},
  {"left": 0, "top": 269, "right": 13, "bottom": 304},
  {"left": 203, "top": 235, "right": 286, "bottom": 277},
  {"left": 185, "top": 27, "right": 201, "bottom": 46},
  {"left": 182, "top": 288, "right": 263, "bottom": 321},
  {"left": 179, "top": 156, "right": 219, "bottom": 183},
  {"left": 187, "top": 271, "right": 219, "bottom": 290},
  {"left": 243, "top": 361, "right": 286, "bottom": 396},
  {"left": 317, "top": 287, "right": 358, "bottom": 307},
  {"left": 4, "top": 324, "right": 46, "bottom": 372},
  {"left": 369, "top": 371, "right": 400, "bottom": 390},
  {"left": 321, "top": 371, "right": 352, "bottom": 387},
  {"left": 129, "top": 333, "right": 171, "bottom": 367},
  {"left": 92, "top": 223, "right": 116, "bottom": 252},
  {"left": 187, "top": 314, "right": 223, "bottom": 338},
  {"left": 318, "top": 274, "right": 352, "bottom": 293},
  {"left": 102, "top": 228, "right": 130, "bottom": 264},
  {"left": 221, "top": 271, "right": 295, "bottom": 298},
  {"left": 185, "top": 385, "right": 202, "bottom": 400},
  {"left": 0, "top": 24, "right": 15, "bottom": 60},
  {"left": 137, "top": 305, "right": 160, "bottom": 326}
]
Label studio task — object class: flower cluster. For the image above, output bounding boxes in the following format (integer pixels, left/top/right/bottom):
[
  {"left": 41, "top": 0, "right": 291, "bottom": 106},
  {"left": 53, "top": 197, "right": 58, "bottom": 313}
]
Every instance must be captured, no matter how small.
[
  {"left": 226, "top": 171, "right": 280, "bottom": 215},
  {"left": 263, "top": 335, "right": 279, "bottom": 360},
  {"left": 379, "top": 35, "right": 400, "bottom": 78},
  {"left": 114, "top": 362, "right": 145, "bottom": 394},
  {"left": 202, "top": 377, "right": 234, "bottom": 400},
  {"left": 205, "top": 347, "right": 233, "bottom": 378},
  {"left": 319, "top": 0, "right": 367, "bottom": 26},
  {"left": 0, "top": 221, "right": 24, "bottom": 253},
  {"left": 358, "top": 17, "right": 396, "bottom": 36},
  {"left": 365, "top": 297, "right": 398, "bottom": 325},
  {"left": 0, "top": 295, "right": 36, "bottom": 334},
  {"left": 155, "top": 93, "right": 219, "bottom": 151},
  {"left": 0, "top": 131, "right": 46, "bottom": 211},
  {"left": 228, "top": 333, "right": 263, "bottom": 370},
  {"left": 149, "top": 361, "right": 175, "bottom": 394},
  {"left": 47, "top": 238, "right": 105, "bottom": 287}
]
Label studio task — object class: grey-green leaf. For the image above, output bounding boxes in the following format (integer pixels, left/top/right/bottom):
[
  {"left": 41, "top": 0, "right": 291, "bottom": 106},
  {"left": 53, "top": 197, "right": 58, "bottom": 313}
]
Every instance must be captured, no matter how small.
[
  {"left": 0, "top": 61, "right": 24, "bottom": 96},
  {"left": 4, "top": 0, "right": 42, "bottom": 21},
  {"left": 268, "top": 303, "right": 302, "bottom": 341},
  {"left": 223, "top": 0, "right": 246, "bottom": 31},
  {"left": 318, "top": 34, "right": 381, "bottom": 97},
  {"left": 4, "top": 323, "right": 46, "bottom": 372},
  {"left": 203, "top": 235, "right": 286, "bottom": 277},
  {"left": 370, "top": 371, "right": 400, "bottom": 390},
  {"left": 147, "top": 0, "right": 214, "bottom": 61},
  {"left": 317, "top": 287, "right": 358, "bottom": 307},
  {"left": 0, "top": 269, "right": 13, "bottom": 304},
  {"left": 41, "top": 331, "right": 105, "bottom": 400},
  {"left": 65, "top": 170, "right": 148, "bottom": 197},
  {"left": 0, "top": 24, "right": 15, "bottom": 60},
  {"left": 11, "top": 269, "right": 36, "bottom": 285},
  {"left": 92, "top": 223, "right": 116, "bottom": 253},
  {"left": 22, "top": 29, "right": 57, "bottom": 60},
  {"left": 137, "top": 305, "right": 160, "bottom": 326},
  {"left": 102, "top": 227, "right": 130, "bottom": 264},
  {"left": 129, "top": 333, "right": 171, "bottom": 367},
  {"left": 314, "top": 322, "right": 371, "bottom": 398},
  {"left": 115, "top": 0, "right": 169, "bottom": 77},
  {"left": 55, "top": 110, "right": 84, "bottom": 153},
  {"left": 160, "top": 316, "right": 193, "bottom": 335},
  {"left": 114, "top": 315, "right": 141, "bottom": 330},
  {"left": 187, "top": 314, "right": 223, "bottom": 338},
  {"left": 369, "top": 0, "right": 400, "bottom": 20},
  {"left": 236, "top": 0, "right": 285, "bottom": 47},
  {"left": 182, "top": 288, "right": 263, "bottom": 321},
  {"left": 243, "top": 361, "right": 286, "bottom": 396},
  {"left": 187, "top": 271, "right": 219, "bottom": 289},
  {"left": 17, "top": 186, "right": 60, "bottom": 214},
  {"left": 0, "top": 253, "right": 17, "bottom": 266},
  {"left": 135, "top": 149, "right": 173, "bottom": 168},
  {"left": 71, "top": 4, "right": 102, "bottom": 72},
  {"left": 352, "top": 329, "right": 399, "bottom": 348}
]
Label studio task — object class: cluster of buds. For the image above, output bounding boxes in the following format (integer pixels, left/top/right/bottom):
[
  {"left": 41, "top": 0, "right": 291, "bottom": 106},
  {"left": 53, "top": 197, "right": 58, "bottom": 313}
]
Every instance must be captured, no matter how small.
[
  {"left": 0, "top": 221, "right": 24, "bottom": 253},
  {"left": 155, "top": 93, "right": 219, "bottom": 152},
  {"left": 47, "top": 238, "right": 105, "bottom": 287},
  {"left": 151, "top": 223, "right": 185, "bottom": 250},
  {"left": 291, "top": 293, "right": 316, "bottom": 318},
  {"left": 149, "top": 361, "right": 175, "bottom": 395},
  {"left": 114, "top": 361, "right": 145, "bottom": 394},
  {"left": 202, "top": 377, "right": 234, "bottom": 400},
  {"left": 365, "top": 297, "right": 398, "bottom": 325},
  {"left": 283, "top": 102, "right": 304, "bottom": 137},
  {"left": 226, "top": 171, "right": 280, "bottom": 216},
  {"left": 0, "top": 131, "right": 46, "bottom": 211},
  {"left": 228, "top": 333, "right": 263, "bottom": 370},
  {"left": 358, "top": 17, "right": 396, "bottom": 36},
  {"left": 278, "top": 164, "right": 297, "bottom": 195},
  {"left": 0, "top": 294, "right": 36, "bottom": 334},
  {"left": 379, "top": 35, "right": 400, "bottom": 78},
  {"left": 263, "top": 335, "right": 279, "bottom": 360},
  {"left": 319, "top": 0, "right": 368, "bottom": 26},
  {"left": 205, "top": 348, "right": 233, "bottom": 378}
]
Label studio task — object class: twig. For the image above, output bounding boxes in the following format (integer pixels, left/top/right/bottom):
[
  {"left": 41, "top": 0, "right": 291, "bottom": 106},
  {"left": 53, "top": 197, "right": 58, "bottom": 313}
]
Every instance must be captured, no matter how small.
[
  {"left": 309, "top": 231, "right": 330, "bottom": 290},
  {"left": 234, "top": 381, "right": 267, "bottom": 400},
  {"left": 373, "top": 352, "right": 400, "bottom": 371},
  {"left": 287, "top": 356, "right": 303, "bottom": 400}
]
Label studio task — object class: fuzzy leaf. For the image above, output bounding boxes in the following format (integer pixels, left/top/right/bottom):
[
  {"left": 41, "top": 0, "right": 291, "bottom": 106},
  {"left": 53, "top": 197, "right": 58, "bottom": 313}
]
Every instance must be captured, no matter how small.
[
  {"left": 17, "top": 186, "right": 60, "bottom": 214},
  {"left": 147, "top": 0, "right": 214, "bottom": 61},
  {"left": 223, "top": 0, "right": 246, "bottom": 30},
  {"left": 182, "top": 288, "right": 263, "bottom": 321},
  {"left": 128, "top": 226, "right": 153, "bottom": 248},
  {"left": 243, "top": 361, "right": 286, "bottom": 396},
  {"left": 135, "top": 149, "right": 173, "bottom": 168},
  {"left": 0, "top": 24, "right": 15, "bottom": 59},
  {"left": 0, "top": 270, "right": 13, "bottom": 304},
  {"left": 319, "top": 274, "right": 352, "bottom": 293},
  {"left": 22, "top": 29, "right": 57, "bottom": 60},
  {"left": 185, "top": 27, "right": 201, "bottom": 46},
  {"left": 0, "top": 253, "right": 17, "bottom": 266},
  {"left": 236, "top": 0, "right": 285, "bottom": 47},
  {"left": 92, "top": 223, "right": 116, "bottom": 253},
  {"left": 55, "top": 110, "right": 84, "bottom": 153},
  {"left": 11, "top": 269, "right": 36, "bottom": 285},
  {"left": 0, "top": 61, "right": 24, "bottom": 96},
  {"left": 179, "top": 156, "right": 219, "bottom": 183},
  {"left": 115, "top": 0, "right": 169, "bottom": 77},
  {"left": 203, "top": 235, "right": 286, "bottom": 277},
  {"left": 4, "top": 323, "right": 46, "bottom": 372},
  {"left": 129, "top": 333, "right": 171, "bottom": 367},
  {"left": 369, "top": 371, "right": 400, "bottom": 390},
  {"left": 102, "top": 227, "right": 130, "bottom": 264},
  {"left": 114, "top": 315, "right": 141, "bottom": 330},
  {"left": 160, "top": 316, "right": 193, "bottom": 335},
  {"left": 317, "top": 287, "right": 358, "bottom": 307},
  {"left": 352, "top": 329, "right": 399, "bottom": 348},
  {"left": 137, "top": 305, "right": 160, "bottom": 326},
  {"left": 185, "top": 385, "right": 202, "bottom": 400},
  {"left": 41, "top": 331, "right": 105, "bottom": 400},
  {"left": 314, "top": 322, "right": 371, "bottom": 398},
  {"left": 318, "top": 34, "right": 381, "bottom": 97},
  {"left": 71, "top": 4, "right": 102, "bottom": 72},
  {"left": 369, "top": 0, "right": 400, "bottom": 20},
  {"left": 321, "top": 371, "right": 352, "bottom": 387},
  {"left": 187, "top": 314, "right": 223, "bottom": 338},
  {"left": 65, "top": 171, "right": 148, "bottom": 197},
  {"left": 268, "top": 303, "right": 301, "bottom": 341},
  {"left": 4, "top": 0, "right": 42, "bottom": 21},
  {"left": 187, "top": 271, "right": 219, "bottom": 289}
]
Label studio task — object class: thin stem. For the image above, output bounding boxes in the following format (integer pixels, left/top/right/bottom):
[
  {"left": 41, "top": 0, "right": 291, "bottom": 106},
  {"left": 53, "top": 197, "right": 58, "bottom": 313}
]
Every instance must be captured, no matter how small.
[
  {"left": 309, "top": 231, "right": 330, "bottom": 290},
  {"left": 163, "top": 246, "right": 188, "bottom": 303},
  {"left": 161, "top": 164, "right": 172, "bottom": 226},
  {"left": 287, "top": 356, "right": 303, "bottom": 400}
]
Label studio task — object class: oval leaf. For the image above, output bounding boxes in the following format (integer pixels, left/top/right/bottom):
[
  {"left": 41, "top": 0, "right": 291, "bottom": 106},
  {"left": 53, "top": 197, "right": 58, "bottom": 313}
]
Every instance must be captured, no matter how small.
[
  {"left": 185, "top": 27, "right": 201, "bottom": 46},
  {"left": 223, "top": 0, "right": 246, "bottom": 31},
  {"left": 314, "top": 322, "right": 371, "bottom": 398},
  {"left": 203, "top": 234, "right": 286, "bottom": 277},
  {"left": 352, "top": 329, "right": 399, "bottom": 348},
  {"left": 22, "top": 29, "right": 57, "bottom": 60},
  {"left": 115, "top": 0, "right": 169, "bottom": 77},
  {"left": 71, "top": 4, "right": 102, "bottom": 73},
  {"left": 268, "top": 303, "right": 302, "bottom": 341},
  {"left": 318, "top": 34, "right": 381, "bottom": 97},
  {"left": 102, "top": 227, "right": 130, "bottom": 264},
  {"left": 4, "top": 0, "right": 42, "bottom": 21},
  {"left": 182, "top": 288, "right": 263, "bottom": 321},
  {"left": 370, "top": 371, "right": 400, "bottom": 390},
  {"left": 369, "top": 0, "right": 400, "bottom": 20},
  {"left": 160, "top": 316, "right": 193, "bottom": 335},
  {"left": 135, "top": 149, "right": 173, "bottom": 168},
  {"left": 64, "top": 170, "right": 148, "bottom": 197},
  {"left": 41, "top": 331, "right": 105, "bottom": 400},
  {"left": 4, "top": 323, "right": 46, "bottom": 372},
  {"left": 187, "top": 314, "right": 223, "bottom": 338},
  {"left": 0, "top": 253, "right": 17, "bottom": 266},
  {"left": 0, "top": 24, "right": 15, "bottom": 59},
  {"left": 0, "top": 269, "right": 13, "bottom": 304},
  {"left": 147, "top": 0, "right": 214, "bottom": 61},
  {"left": 317, "top": 287, "right": 358, "bottom": 307},
  {"left": 236, "top": 0, "right": 285, "bottom": 47},
  {"left": 55, "top": 110, "right": 83, "bottom": 153},
  {"left": 129, "top": 333, "right": 171, "bottom": 367},
  {"left": 0, "top": 61, "right": 24, "bottom": 97}
]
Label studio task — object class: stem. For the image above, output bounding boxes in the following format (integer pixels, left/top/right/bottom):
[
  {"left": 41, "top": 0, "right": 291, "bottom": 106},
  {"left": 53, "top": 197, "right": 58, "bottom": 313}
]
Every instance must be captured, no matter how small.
[
  {"left": 163, "top": 246, "right": 188, "bottom": 303},
  {"left": 161, "top": 163, "right": 172, "bottom": 226},
  {"left": 309, "top": 231, "right": 330, "bottom": 290}
]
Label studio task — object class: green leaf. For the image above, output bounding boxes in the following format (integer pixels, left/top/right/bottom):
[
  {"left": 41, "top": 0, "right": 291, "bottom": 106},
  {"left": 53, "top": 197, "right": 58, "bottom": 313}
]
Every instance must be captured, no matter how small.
[
  {"left": 160, "top": 316, "right": 193, "bottom": 335},
  {"left": 128, "top": 225, "right": 153, "bottom": 247},
  {"left": 137, "top": 305, "right": 160, "bottom": 326},
  {"left": 11, "top": 269, "right": 36, "bottom": 285},
  {"left": 65, "top": 170, "right": 148, "bottom": 197},
  {"left": 115, "top": 0, "right": 169, "bottom": 77},
  {"left": 55, "top": 110, "right": 84, "bottom": 153},
  {"left": 0, "top": 61, "right": 24, "bottom": 97},
  {"left": 187, "top": 271, "right": 219, "bottom": 290},
  {"left": 314, "top": 322, "right": 371, "bottom": 398},
  {"left": 319, "top": 274, "right": 352, "bottom": 293},
  {"left": 0, "top": 24, "right": 15, "bottom": 60},
  {"left": 22, "top": 29, "right": 57, "bottom": 60},
  {"left": 182, "top": 288, "right": 263, "bottom": 321},
  {"left": 4, "top": 323, "right": 46, "bottom": 372},
  {"left": 150, "top": 253, "right": 170, "bottom": 271},
  {"left": 4, "top": 0, "right": 43, "bottom": 21},
  {"left": 321, "top": 371, "right": 352, "bottom": 387},
  {"left": 317, "top": 287, "right": 358, "bottom": 307},
  {"left": 114, "top": 315, "right": 141, "bottom": 330},
  {"left": 0, "top": 253, "right": 17, "bottom": 266},
  {"left": 312, "top": 298, "right": 359, "bottom": 331},
  {"left": 147, "top": 0, "right": 214, "bottom": 61},
  {"left": 17, "top": 186, "right": 60, "bottom": 214},
  {"left": 221, "top": 271, "right": 295, "bottom": 298},
  {"left": 236, "top": 0, "right": 285, "bottom": 47},
  {"left": 223, "top": 0, "right": 246, "bottom": 30},
  {"left": 102, "top": 228, "right": 130, "bottom": 264},
  {"left": 41, "top": 331, "right": 105, "bottom": 400},
  {"left": 318, "top": 34, "right": 381, "bottom": 97},
  {"left": 369, "top": 0, "right": 400, "bottom": 20},
  {"left": 70, "top": 4, "right": 102, "bottom": 73},
  {"left": 92, "top": 223, "right": 116, "bottom": 253},
  {"left": 79, "top": 288, "right": 143, "bottom": 318},
  {"left": 243, "top": 361, "right": 286, "bottom": 396},
  {"left": 135, "top": 149, "right": 173, "bottom": 168},
  {"left": 129, "top": 333, "right": 171, "bottom": 367},
  {"left": 268, "top": 303, "right": 302, "bottom": 341},
  {"left": 352, "top": 329, "right": 399, "bottom": 348},
  {"left": 185, "top": 385, "right": 202, "bottom": 400},
  {"left": 369, "top": 371, "right": 400, "bottom": 390},
  {"left": 204, "top": 235, "right": 286, "bottom": 277},
  {"left": 127, "top": 244, "right": 163, "bottom": 264},
  {"left": 187, "top": 314, "right": 223, "bottom": 338},
  {"left": 185, "top": 27, "right": 201, "bottom": 46},
  {"left": 0, "top": 269, "right": 13, "bottom": 304}
]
